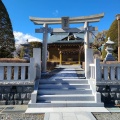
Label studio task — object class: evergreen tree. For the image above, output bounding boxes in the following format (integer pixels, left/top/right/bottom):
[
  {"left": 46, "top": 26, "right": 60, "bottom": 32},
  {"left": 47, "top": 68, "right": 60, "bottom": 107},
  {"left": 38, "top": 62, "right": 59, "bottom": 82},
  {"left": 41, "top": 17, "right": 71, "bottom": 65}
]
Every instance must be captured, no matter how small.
[{"left": 0, "top": 0, "right": 15, "bottom": 58}]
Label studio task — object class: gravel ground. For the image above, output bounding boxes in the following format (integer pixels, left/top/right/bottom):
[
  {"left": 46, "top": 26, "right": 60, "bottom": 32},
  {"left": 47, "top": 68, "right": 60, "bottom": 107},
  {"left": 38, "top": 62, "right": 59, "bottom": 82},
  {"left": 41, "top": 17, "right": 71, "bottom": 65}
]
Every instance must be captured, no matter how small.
[
  {"left": 0, "top": 113, "right": 44, "bottom": 120},
  {"left": 93, "top": 112, "right": 120, "bottom": 120},
  {"left": 0, "top": 105, "right": 44, "bottom": 120}
]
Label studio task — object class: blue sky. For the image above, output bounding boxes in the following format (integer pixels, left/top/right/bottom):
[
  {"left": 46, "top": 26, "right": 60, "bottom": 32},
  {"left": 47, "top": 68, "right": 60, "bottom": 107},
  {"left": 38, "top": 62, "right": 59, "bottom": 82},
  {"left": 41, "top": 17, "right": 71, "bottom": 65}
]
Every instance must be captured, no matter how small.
[{"left": 2, "top": 0, "right": 120, "bottom": 43}]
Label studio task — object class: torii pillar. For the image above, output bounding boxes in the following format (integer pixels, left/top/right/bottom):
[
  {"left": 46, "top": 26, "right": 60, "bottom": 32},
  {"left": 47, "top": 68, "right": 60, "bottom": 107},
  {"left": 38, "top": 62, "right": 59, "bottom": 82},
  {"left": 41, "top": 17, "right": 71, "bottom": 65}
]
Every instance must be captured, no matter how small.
[
  {"left": 84, "top": 22, "right": 89, "bottom": 78},
  {"left": 34, "top": 24, "right": 51, "bottom": 73},
  {"left": 116, "top": 14, "right": 120, "bottom": 62},
  {"left": 42, "top": 24, "right": 48, "bottom": 72}
]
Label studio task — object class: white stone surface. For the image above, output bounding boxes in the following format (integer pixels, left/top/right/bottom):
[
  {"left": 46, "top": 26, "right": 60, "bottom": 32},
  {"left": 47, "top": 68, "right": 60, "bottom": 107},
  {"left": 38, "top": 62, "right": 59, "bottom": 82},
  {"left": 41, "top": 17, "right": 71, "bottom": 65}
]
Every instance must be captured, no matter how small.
[
  {"left": 49, "top": 113, "right": 62, "bottom": 120},
  {"left": 0, "top": 66, "right": 4, "bottom": 80},
  {"left": 14, "top": 66, "right": 19, "bottom": 80},
  {"left": 76, "top": 112, "right": 96, "bottom": 120},
  {"left": 94, "top": 59, "right": 101, "bottom": 81},
  {"left": 44, "top": 112, "right": 97, "bottom": 120},
  {"left": 25, "top": 107, "right": 109, "bottom": 113},
  {"left": 21, "top": 66, "right": 25, "bottom": 80},
  {"left": 31, "top": 90, "right": 37, "bottom": 103},
  {"left": 85, "top": 49, "right": 94, "bottom": 79},
  {"left": 7, "top": 66, "right": 12, "bottom": 80},
  {"left": 116, "top": 67, "right": 120, "bottom": 80},
  {"left": 33, "top": 48, "right": 41, "bottom": 79}
]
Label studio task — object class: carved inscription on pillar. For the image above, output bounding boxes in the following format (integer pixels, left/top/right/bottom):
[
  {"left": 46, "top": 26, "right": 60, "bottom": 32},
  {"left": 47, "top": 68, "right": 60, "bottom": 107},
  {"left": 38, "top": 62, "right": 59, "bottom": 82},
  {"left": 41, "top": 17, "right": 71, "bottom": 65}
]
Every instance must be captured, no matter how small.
[{"left": 62, "top": 17, "right": 69, "bottom": 30}]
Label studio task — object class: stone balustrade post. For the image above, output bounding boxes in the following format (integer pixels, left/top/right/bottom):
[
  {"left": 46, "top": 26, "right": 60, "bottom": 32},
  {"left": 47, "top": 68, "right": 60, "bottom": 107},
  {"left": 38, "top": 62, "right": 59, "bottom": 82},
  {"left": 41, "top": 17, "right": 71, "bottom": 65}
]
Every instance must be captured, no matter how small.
[
  {"left": 85, "top": 48, "right": 94, "bottom": 79},
  {"left": 103, "top": 66, "right": 109, "bottom": 80},
  {"left": 94, "top": 59, "right": 101, "bottom": 81},
  {"left": 110, "top": 66, "right": 115, "bottom": 80},
  {"left": 116, "top": 67, "right": 120, "bottom": 80},
  {"left": 33, "top": 48, "right": 41, "bottom": 79}
]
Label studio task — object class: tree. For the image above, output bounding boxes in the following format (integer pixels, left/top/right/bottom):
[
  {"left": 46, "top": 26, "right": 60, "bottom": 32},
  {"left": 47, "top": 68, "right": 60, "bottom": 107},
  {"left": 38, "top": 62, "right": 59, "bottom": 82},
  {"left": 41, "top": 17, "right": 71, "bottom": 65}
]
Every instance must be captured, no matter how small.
[
  {"left": 29, "top": 41, "right": 42, "bottom": 57},
  {"left": 0, "top": 0, "right": 15, "bottom": 58},
  {"left": 92, "top": 30, "right": 108, "bottom": 50},
  {"left": 102, "top": 20, "right": 118, "bottom": 59},
  {"left": 91, "top": 30, "right": 107, "bottom": 59}
]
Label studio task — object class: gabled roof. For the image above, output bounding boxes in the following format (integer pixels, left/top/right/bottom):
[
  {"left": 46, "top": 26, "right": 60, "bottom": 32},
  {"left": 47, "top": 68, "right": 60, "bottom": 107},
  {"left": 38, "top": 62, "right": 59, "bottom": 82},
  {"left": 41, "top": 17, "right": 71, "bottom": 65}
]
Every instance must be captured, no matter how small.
[{"left": 48, "top": 32, "right": 84, "bottom": 44}]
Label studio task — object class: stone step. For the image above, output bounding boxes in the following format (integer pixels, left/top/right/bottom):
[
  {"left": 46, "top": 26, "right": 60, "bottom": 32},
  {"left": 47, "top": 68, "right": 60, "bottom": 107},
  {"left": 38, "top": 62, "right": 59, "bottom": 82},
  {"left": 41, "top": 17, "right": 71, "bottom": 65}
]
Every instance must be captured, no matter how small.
[
  {"left": 28, "top": 100, "right": 104, "bottom": 108},
  {"left": 38, "top": 84, "right": 90, "bottom": 89},
  {"left": 48, "top": 77, "right": 86, "bottom": 79},
  {"left": 38, "top": 89, "right": 92, "bottom": 95},
  {"left": 39, "top": 79, "right": 88, "bottom": 84},
  {"left": 37, "top": 94, "right": 94, "bottom": 101}
]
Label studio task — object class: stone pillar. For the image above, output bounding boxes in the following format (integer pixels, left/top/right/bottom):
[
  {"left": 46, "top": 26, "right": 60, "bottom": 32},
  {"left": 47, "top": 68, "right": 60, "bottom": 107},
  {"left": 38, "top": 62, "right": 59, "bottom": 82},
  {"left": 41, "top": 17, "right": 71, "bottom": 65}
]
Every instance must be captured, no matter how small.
[
  {"left": 42, "top": 24, "right": 48, "bottom": 72},
  {"left": 59, "top": 51, "right": 62, "bottom": 65},
  {"left": 86, "top": 49, "right": 94, "bottom": 78},
  {"left": 84, "top": 21, "right": 90, "bottom": 78},
  {"left": 33, "top": 48, "right": 41, "bottom": 79},
  {"left": 116, "top": 14, "right": 120, "bottom": 62},
  {"left": 94, "top": 59, "right": 101, "bottom": 81}
]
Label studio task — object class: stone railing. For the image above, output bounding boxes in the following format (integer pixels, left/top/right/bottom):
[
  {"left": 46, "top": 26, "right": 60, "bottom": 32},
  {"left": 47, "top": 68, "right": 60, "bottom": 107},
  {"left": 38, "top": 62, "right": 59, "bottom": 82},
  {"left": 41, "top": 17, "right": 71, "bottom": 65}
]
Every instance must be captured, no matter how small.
[
  {"left": 89, "top": 64, "right": 95, "bottom": 80},
  {"left": 89, "top": 59, "right": 120, "bottom": 105},
  {"left": 100, "top": 64, "right": 120, "bottom": 81},
  {"left": 90, "top": 59, "right": 120, "bottom": 82},
  {"left": 0, "top": 58, "right": 36, "bottom": 82}
]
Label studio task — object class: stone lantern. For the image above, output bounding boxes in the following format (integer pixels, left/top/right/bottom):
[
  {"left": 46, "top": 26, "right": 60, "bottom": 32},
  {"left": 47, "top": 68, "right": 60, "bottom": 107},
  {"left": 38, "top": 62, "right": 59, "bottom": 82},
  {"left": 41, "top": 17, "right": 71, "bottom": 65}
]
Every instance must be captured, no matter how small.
[
  {"left": 21, "top": 40, "right": 30, "bottom": 61},
  {"left": 104, "top": 37, "right": 115, "bottom": 62}
]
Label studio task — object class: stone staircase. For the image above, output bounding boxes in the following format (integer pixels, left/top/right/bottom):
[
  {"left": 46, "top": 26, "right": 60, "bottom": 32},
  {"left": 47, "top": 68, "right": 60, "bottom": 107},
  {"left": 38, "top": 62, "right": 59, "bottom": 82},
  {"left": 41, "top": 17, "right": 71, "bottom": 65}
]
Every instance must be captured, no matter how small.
[{"left": 28, "top": 67, "right": 104, "bottom": 107}]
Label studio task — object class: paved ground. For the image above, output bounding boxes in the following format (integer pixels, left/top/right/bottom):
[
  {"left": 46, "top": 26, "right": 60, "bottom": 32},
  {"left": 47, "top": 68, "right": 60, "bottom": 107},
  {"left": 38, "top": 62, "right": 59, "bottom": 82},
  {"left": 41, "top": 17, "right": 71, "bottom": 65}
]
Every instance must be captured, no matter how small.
[{"left": 44, "top": 112, "right": 96, "bottom": 120}]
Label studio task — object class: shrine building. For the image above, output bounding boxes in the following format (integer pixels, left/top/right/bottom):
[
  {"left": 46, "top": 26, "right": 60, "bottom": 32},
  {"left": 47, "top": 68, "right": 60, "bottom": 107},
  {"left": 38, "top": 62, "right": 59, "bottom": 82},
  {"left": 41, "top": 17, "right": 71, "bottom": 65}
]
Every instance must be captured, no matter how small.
[{"left": 47, "top": 31, "right": 93, "bottom": 65}]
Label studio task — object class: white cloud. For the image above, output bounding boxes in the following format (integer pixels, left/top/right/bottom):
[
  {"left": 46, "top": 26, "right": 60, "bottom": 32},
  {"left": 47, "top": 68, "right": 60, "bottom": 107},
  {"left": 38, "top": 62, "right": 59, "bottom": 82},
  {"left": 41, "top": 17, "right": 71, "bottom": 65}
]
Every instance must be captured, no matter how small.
[
  {"left": 14, "top": 31, "right": 42, "bottom": 45},
  {"left": 52, "top": 10, "right": 59, "bottom": 16}
]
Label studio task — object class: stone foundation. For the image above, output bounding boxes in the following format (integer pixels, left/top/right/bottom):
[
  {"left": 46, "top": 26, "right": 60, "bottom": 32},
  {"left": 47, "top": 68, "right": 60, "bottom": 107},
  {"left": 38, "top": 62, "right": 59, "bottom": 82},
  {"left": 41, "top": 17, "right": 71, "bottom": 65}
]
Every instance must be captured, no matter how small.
[
  {"left": 0, "top": 84, "right": 34, "bottom": 105},
  {"left": 97, "top": 85, "right": 120, "bottom": 105}
]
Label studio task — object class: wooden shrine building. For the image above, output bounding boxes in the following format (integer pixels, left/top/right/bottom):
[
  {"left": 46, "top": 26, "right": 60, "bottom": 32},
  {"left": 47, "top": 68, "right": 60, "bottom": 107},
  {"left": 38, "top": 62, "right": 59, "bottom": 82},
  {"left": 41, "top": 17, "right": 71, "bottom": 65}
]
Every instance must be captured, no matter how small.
[{"left": 47, "top": 32, "right": 85, "bottom": 65}]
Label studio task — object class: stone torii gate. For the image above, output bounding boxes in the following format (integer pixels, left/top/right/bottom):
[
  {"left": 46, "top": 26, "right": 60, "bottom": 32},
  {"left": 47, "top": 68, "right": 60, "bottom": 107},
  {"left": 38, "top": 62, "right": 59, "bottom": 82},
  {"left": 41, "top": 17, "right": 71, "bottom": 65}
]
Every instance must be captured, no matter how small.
[{"left": 29, "top": 13, "right": 104, "bottom": 78}]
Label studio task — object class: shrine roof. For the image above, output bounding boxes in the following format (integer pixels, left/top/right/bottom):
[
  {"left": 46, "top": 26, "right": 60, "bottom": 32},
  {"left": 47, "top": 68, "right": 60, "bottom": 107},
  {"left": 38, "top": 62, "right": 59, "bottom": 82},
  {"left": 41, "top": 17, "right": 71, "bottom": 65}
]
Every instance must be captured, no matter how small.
[{"left": 48, "top": 32, "right": 93, "bottom": 44}]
